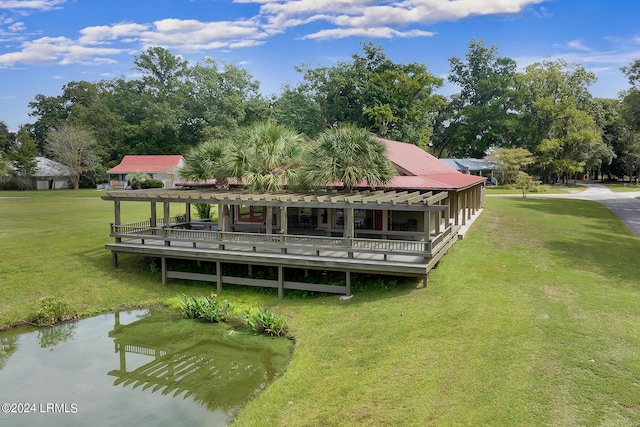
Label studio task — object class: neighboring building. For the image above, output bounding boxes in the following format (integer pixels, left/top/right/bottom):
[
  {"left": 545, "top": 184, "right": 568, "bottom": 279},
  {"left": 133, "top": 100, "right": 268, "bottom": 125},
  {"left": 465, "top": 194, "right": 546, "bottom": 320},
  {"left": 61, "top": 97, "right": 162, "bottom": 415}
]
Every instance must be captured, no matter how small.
[
  {"left": 439, "top": 158, "right": 499, "bottom": 180},
  {"left": 32, "top": 157, "right": 72, "bottom": 190},
  {"left": 107, "top": 155, "right": 185, "bottom": 189}
]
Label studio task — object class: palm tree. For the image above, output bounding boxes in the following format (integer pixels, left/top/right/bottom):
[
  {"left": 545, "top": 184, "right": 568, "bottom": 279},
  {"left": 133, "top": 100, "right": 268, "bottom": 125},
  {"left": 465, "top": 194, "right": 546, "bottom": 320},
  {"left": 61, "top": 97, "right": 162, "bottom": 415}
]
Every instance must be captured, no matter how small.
[
  {"left": 224, "top": 121, "right": 306, "bottom": 191},
  {"left": 223, "top": 121, "right": 307, "bottom": 234},
  {"left": 181, "top": 139, "right": 229, "bottom": 188},
  {"left": 305, "top": 125, "right": 395, "bottom": 192},
  {"left": 182, "top": 122, "right": 307, "bottom": 234},
  {"left": 181, "top": 139, "right": 233, "bottom": 230}
]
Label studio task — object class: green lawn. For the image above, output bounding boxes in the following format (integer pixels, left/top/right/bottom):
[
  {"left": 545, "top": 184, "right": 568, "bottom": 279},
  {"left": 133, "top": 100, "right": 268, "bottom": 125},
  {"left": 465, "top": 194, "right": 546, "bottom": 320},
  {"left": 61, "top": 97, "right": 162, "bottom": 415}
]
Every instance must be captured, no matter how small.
[
  {"left": 485, "top": 184, "right": 584, "bottom": 195},
  {"left": 601, "top": 182, "right": 640, "bottom": 192},
  {"left": 1, "top": 190, "right": 639, "bottom": 426}
]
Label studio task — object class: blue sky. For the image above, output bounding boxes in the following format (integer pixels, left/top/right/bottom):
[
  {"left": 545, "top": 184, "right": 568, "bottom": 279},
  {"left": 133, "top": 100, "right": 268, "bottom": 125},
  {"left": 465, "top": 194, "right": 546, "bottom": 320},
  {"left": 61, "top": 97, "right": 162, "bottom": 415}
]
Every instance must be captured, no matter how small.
[{"left": 1, "top": 0, "right": 639, "bottom": 131}]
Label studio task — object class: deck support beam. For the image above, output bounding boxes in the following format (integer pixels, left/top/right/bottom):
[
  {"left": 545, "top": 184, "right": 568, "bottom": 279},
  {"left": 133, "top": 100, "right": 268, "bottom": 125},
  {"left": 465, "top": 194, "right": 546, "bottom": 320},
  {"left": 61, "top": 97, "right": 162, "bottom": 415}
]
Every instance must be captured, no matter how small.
[
  {"left": 278, "top": 266, "right": 284, "bottom": 299},
  {"left": 163, "top": 202, "right": 171, "bottom": 246},
  {"left": 161, "top": 257, "right": 167, "bottom": 285},
  {"left": 114, "top": 201, "right": 121, "bottom": 243},
  {"left": 423, "top": 210, "right": 430, "bottom": 242},
  {"left": 150, "top": 202, "right": 157, "bottom": 227},
  {"left": 281, "top": 206, "right": 288, "bottom": 254},
  {"left": 216, "top": 261, "right": 222, "bottom": 293},
  {"left": 345, "top": 207, "right": 354, "bottom": 258}
]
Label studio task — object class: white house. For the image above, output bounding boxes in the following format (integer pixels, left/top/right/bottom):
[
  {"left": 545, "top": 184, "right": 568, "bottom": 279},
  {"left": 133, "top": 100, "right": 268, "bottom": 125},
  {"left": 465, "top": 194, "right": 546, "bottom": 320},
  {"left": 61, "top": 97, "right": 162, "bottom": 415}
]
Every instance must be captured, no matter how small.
[
  {"left": 32, "top": 157, "right": 72, "bottom": 190},
  {"left": 107, "top": 155, "right": 185, "bottom": 189}
]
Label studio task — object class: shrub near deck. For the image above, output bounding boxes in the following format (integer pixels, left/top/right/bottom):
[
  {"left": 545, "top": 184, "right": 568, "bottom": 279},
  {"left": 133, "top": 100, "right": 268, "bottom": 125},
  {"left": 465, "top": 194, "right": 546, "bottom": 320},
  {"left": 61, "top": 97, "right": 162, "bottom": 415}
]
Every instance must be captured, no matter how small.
[{"left": 1, "top": 191, "right": 640, "bottom": 426}]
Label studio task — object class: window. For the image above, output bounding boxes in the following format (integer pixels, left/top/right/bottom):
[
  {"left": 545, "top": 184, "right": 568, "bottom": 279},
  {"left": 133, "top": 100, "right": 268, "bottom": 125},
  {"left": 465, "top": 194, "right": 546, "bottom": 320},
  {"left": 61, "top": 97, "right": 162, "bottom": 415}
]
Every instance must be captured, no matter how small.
[{"left": 238, "top": 205, "right": 265, "bottom": 223}]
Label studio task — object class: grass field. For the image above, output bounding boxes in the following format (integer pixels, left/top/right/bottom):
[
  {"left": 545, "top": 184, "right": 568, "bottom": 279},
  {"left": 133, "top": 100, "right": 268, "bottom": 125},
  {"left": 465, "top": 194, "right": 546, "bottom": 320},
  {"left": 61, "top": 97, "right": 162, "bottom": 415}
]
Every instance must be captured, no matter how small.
[
  {"left": 602, "top": 182, "right": 640, "bottom": 192},
  {"left": 484, "top": 184, "right": 584, "bottom": 195},
  {"left": 1, "top": 190, "right": 639, "bottom": 426}
]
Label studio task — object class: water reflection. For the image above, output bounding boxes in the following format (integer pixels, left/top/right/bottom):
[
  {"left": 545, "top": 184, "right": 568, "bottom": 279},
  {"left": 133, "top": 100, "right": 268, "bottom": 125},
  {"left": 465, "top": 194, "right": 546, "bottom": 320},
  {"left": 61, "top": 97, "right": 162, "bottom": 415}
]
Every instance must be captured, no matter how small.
[
  {"left": 0, "top": 307, "right": 293, "bottom": 427},
  {"left": 107, "top": 309, "right": 289, "bottom": 413},
  {"left": 0, "top": 335, "right": 18, "bottom": 370},
  {"left": 37, "top": 322, "right": 76, "bottom": 349}
]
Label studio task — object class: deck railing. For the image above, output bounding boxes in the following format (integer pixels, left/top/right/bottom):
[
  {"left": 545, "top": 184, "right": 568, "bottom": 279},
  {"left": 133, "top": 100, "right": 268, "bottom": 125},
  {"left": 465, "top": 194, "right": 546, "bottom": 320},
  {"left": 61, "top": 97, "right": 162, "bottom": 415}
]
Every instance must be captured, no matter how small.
[
  {"left": 111, "top": 217, "right": 182, "bottom": 235},
  {"left": 351, "top": 237, "right": 427, "bottom": 253},
  {"left": 110, "top": 220, "right": 454, "bottom": 256}
]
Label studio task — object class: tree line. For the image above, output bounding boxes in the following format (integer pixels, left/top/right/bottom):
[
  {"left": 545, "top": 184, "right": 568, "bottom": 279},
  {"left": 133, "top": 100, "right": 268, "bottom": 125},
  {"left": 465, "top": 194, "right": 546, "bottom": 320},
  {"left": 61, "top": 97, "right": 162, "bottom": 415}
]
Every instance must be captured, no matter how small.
[{"left": 1, "top": 39, "right": 640, "bottom": 189}]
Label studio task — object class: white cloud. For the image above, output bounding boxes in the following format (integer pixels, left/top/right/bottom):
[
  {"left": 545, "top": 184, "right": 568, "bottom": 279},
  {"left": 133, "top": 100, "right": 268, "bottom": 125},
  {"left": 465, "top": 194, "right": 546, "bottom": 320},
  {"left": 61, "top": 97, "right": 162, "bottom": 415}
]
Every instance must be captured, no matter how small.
[
  {"left": 0, "top": 15, "right": 271, "bottom": 66},
  {"left": 79, "top": 23, "right": 149, "bottom": 45},
  {"left": 566, "top": 40, "right": 590, "bottom": 51},
  {"left": 303, "top": 27, "right": 434, "bottom": 40},
  {"left": 0, "top": 36, "right": 123, "bottom": 66},
  {"left": 261, "top": 0, "right": 546, "bottom": 29},
  {"left": 8, "top": 20, "right": 24, "bottom": 31},
  {"left": 0, "top": 0, "right": 67, "bottom": 11},
  {"left": 515, "top": 48, "right": 640, "bottom": 70},
  {"left": 140, "top": 18, "right": 269, "bottom": 52},
  {"left": 552, "top": 39, "right": 591, "bottom": 52}
]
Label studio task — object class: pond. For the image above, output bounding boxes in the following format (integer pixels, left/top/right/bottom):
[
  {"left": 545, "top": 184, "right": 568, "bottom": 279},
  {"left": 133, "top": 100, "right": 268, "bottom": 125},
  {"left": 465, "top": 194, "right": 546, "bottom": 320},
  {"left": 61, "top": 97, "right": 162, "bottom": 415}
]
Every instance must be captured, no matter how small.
[{"left": 0, "top": 307, "right": 293, "bottom": 427}]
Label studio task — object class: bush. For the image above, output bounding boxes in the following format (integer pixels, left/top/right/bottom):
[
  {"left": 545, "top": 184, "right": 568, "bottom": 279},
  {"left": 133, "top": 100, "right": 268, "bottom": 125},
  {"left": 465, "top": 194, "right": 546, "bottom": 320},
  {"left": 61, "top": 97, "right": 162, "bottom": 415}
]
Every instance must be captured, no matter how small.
[
  {"left": 176, "top": 294, "right": 290, "bottom": 337},
  {"left": 241, "top": 307, "right": 289, "bottom": 337},
  {"left": 140, "top": 178, "right": 164, "bottom": 189},
  {"left": 194, "top": 204, "right": 211, "bottom": 220},
  {"left": 34, "top": 297, "right": 76, "bottom": 326},
  {"left": 125, "top": 172, "right": 164, "bottom": 189},
  {"left": 177, "top": 293, "right": 232, "bottom": 323}
]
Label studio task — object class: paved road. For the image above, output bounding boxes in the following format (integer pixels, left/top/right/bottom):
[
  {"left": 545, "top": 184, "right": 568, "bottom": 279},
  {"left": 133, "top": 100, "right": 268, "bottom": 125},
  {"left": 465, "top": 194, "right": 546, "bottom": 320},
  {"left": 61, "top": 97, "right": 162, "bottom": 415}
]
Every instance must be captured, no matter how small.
[{"left": 528, "top": 182, "right": 640, "bottom": 237}]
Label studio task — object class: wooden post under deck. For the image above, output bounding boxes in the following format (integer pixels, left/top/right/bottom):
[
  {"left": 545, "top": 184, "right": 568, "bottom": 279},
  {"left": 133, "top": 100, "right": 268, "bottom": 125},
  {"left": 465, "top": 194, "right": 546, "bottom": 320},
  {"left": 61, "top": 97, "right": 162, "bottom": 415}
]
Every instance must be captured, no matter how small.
[{"left": 216, "top": 261, "right": 222, "bottom": 293}]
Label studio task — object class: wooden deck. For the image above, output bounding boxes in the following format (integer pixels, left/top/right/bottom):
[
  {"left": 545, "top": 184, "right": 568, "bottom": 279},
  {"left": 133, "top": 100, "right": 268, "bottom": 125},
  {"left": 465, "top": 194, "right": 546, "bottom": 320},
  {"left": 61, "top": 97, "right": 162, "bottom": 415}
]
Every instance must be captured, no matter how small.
[
  {"left": 107, "top": 222, "right": 459, "bottom": 296},
  {"left": 102, "top": 188, "right": 475, "bottom": 297}
]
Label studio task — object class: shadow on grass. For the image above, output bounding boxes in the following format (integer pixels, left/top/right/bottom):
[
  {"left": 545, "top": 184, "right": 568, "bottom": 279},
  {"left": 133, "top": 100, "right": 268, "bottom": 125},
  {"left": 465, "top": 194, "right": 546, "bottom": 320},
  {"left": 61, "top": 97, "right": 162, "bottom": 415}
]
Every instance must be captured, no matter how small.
[
  {"left": 78, "top": 247, "right": 421, "bottom": 304},
  {"left": 509, "top": 198, "right": 640, "bottom": 280},
  {"left": 511, "top": 197, "right": 614, "bottom": 221}
]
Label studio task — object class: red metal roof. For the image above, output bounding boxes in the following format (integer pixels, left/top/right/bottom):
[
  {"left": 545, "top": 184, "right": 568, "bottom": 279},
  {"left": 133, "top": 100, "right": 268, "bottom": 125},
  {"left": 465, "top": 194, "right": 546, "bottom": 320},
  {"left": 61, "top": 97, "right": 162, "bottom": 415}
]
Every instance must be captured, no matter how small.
[
  {"left": 107, "top": 155, "right": 184, "bottom": 174},
  {"left": 373, "top": 138, "right": 486, "bottom": 191},
  {"left": 380, "top": 138, "right": 459, "bottom": 176}
]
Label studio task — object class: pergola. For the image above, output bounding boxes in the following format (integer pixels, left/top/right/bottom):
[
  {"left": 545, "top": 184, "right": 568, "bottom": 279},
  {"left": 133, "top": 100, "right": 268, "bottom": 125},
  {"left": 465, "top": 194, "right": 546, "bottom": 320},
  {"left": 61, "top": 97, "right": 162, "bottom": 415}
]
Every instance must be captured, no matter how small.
[{"left": 102, "top": 187, "right": 475, "bottom": 297}]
